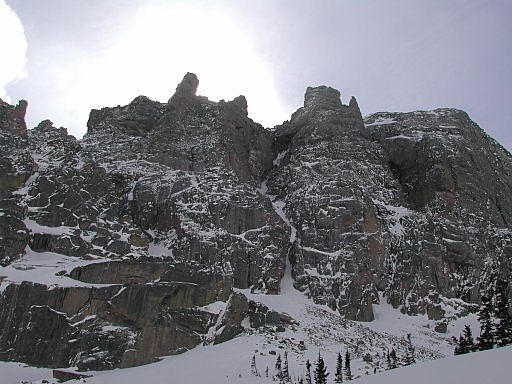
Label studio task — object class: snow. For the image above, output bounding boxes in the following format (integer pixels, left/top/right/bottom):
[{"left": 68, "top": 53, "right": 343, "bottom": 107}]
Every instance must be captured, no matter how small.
[
  {"left": 199, "top": 300, "right": 227, "bottom": 315},
  {"left": 1, "top": 252, "right": 505, "bottom": 384},
  {"left": 371, "top": 199, "right": 415, "bottom": 237},
  {"left": 366, "top": 293, "right": 478, "bottom": 356},
  {"left": 23, "top": 218, "right": 75, "bottom": 236},
  {"left": 101, "top": 324, "right": 131, "bottom": 332},
  {"left": 273, "top": 150, "right": 288, "bottom": 167},
  {"left": 257, "top": 177, "right": 297, "bottom": 245},
  {"left": 147, "top": 241, "right": 173, "bottom": 257},
  {"left": 384, "top": 132, "right": 424, "bottom": 142},
  {"left": 354, "top": 347, "right": 512, "bottom": 384},
  {"left": 1, "top": 149, "right": 503, "bottom": 383},
  {"left": 268, "top": 199, "right": 296, "bottom": 244},
  {"left": 0, "top": 247, "right": 112, "bottom": 292},
  {"left": 364, "top": 118, "right": 396, "bottom": 127},
  {"left": 69, "top": 336, "right": 273, "bottom": 384},
  {"left": 0, "top": 362, "right": 54, "bottom": 384},
  {"left": 302, "top": 246, "right": 342, "bottom": 258},
  {"left": 3, "top": 342, "right": 511, "bottom": 384}
]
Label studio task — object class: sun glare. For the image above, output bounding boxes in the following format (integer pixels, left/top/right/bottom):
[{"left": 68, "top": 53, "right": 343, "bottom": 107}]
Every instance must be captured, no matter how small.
[
  {"left": 55, "top": 3, "right": 287, "bottom": 134},
  {"left": 0, "top": 0, "right": 27, "bottom": 102}
]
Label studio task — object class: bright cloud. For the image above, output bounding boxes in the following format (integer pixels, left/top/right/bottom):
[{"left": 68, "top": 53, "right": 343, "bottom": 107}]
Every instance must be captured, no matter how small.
[
  {"left": 0, "top": 0, "right": 27, "bottom": 102},
  {"left": 54, "top": 3, "right": 287, "bottom": 133}
]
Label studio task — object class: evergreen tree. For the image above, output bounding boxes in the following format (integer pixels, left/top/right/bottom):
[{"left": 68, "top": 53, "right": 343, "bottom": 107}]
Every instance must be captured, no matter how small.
[
  {"left": 386, "top": 349, "right": 391, "bottom": 370},
  {"left": 494, "top": 279, "right": 512, "bottom": 347},
  {"left": 283, "top": 351, "right": 290, "bottom": 382},
  {"left": 454, "top": 327, "right": 475, "bottom": 356},
  {"left": 275, "top": 354, "right": 283, "bottom": 381},
  {"left": 305, "top": 360, "right": 312, "bottom": 384},
  {"left": 335, "top": 352, "right": 343, "bottom": 383},
  {"left": 453, "top": 336, "right": 459, "bottom": 355},
  {"left": 251, "top": 354, "right": 260, "bottom": 376},
  {"left": 266, "top": 366, "right": 269, "bottom": 378},
  {"left": 454, "top": 334, "right": 465, "bottom": 355},
  {"left": 389, "top": 348, "right": 397, "bottom": 369},
  {"left": 403, "top": 334, "right": 416, "bottom": 365},
  {"left": 466, "top": 325, "right": 476, "bottom": 351},
  {"left": 314, "top": 353, "right": 329, "bottom": 384},
  {"left": 404, "top": 345, "right": 416, "bottom": 364},
  {"left": 454, "top": 324, "right": 477, "bottom": 355},
  {"left": 344, "top": 351, "right": 352, "bottom": 380},
  {"left": 477, "top": 295, "right": 495, "bottom": 350}
]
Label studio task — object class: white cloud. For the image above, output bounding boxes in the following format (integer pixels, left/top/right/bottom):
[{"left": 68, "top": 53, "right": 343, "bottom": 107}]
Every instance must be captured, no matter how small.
[{"left": 0, "top": 0, "right": 27, "bottom": 102}]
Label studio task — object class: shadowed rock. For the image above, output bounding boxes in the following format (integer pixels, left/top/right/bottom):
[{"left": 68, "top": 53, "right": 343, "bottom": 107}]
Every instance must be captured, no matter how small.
[
  {"left": 304, "top": 85, "right": 342, "bottom": 110},
  {"left": 168, "top": 72, "right": 201, "bottom": 108},
  {"left": 0, "top": 98, "right": 28, "bottom": 138}
]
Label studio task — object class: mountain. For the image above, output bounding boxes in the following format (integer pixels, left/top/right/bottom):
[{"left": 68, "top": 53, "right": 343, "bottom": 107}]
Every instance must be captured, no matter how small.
[{"left": 0, "top": 73, "right": 511, "bottom": 378}]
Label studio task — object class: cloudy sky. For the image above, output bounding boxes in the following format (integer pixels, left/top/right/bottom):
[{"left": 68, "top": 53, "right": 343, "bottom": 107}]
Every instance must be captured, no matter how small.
[{"left": 1, "top": 0, "right": 511, "bottom": 149}]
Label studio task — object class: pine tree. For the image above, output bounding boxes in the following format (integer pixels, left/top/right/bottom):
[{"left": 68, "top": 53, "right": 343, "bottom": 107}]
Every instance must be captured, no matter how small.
[
  {"left": 283, "top": 351, "right": 290, "bottom": 382},
  {"left": 404, "top": 334, "right": 416, "bottom": 364},
  {"left": 275, "top": 354, "right": 283, "bottom": 382},
  {"left": 389, "top": 348, "right": 397, "bottom": 369},
  {"left": 314, "top": 353, "right": 329, "bottom": 384},
  {"left": 305, "top": 360, "right": 312, "bottom": 384},
  {"left": 463, "top": 325, "right": 476, "bottom": 352},
  {"left": 477, "top": 295, "right": 495, "bottom": 350},
  {"left": 344, "top": 351, "right": 352, "bottom": 380},
  {"left": 454, "top": 334, "right": 465, "bottom": 355},
  {"left": 386, "top": 349, "right": 392, "bottom": 370},
  {"left": 404, "top": 344, "right": 416, "bottom": 364},
  {"left": 494, "top": 279, "right": 512, "bottom": 347},
  {"left": 455, "top": 329, "right": 475, "bottom": 355},
  {"left": 266, "top": 366, "right": 269, "bottom": 378},
  {"left": 251, "top": 354, "right": 260, "bottom": 376},
  {"left": 453, "top": 336, "right": 460, "bottom": 355},
  {"left": 335, "top": 352, "right": 343, "bottom": 383}
]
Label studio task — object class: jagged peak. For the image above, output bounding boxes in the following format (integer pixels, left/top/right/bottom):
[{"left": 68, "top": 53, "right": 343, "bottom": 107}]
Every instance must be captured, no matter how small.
[
  {"left": 175, "top": 72, "right": 199, "bottom": 97},
  {"left": 130, "top": 95, "right": 154, "bottom": 105},
  {"left": 168, "top": 72, "right": 200, "bottom": 108},
  {"left": 349, "top": 96, "right": 360, "bottom": 111},
  {"left": 0, "top": 98, "right": 28, "bottom": 138},
  {"left": 35, "top": 119, "right": 54, "bottom": 130},
  {"left": 304, "top": 85, "right": 342, "bottom": 110},
  {"left": 32, "top": 119, "right": 71, "bottom": 138},
  {"left": 229, "top": 95, "right": 248, "bottom": 116}
]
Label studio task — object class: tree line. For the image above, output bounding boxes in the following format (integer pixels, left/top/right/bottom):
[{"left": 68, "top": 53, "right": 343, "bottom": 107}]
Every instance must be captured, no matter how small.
[
  {"left": 454, "top": 277, "right": 512, "bottom": 355},
  {"left": 250, "top": 335, "right": 417, "bottom": 384}
]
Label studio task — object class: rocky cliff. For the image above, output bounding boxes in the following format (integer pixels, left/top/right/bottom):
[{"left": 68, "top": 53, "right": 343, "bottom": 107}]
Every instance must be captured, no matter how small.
[{"left": 0, "top": 73, "right": 511, "bottom": 370}]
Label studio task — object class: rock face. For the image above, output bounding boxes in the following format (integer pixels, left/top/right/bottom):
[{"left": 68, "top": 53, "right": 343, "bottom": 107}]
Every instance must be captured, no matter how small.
[
  {"left": 0, "top": 268, "right": 230, "bottom": 369},
  {"left": 0, "top": 99, "right": 33, "bottom": 265},
  {"left": 269, "top": 89, "right": 512, "bottom": 321},
  {"left": 0, "top": 74, "right": 511, "bottom": 370},
  {"left": 0, "top": 98, "right": 28, "bottom": 138}
]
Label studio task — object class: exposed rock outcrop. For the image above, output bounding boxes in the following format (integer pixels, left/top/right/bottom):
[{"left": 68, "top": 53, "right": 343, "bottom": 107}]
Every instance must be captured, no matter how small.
[
  {"left": 0, "top": 99, "right": 34, "bottom": 265},
  {"left": 0, "top": 98, "right": 28, "bottom": 138},
  {"left": 168, "top": 72, "right": 201, "bottom": 108},
  {"left": 0, "top": 73, "right": 511, "bottom": 370},
  {"left": 0, "top": 262, "right": 231, "bottom": 370},
  {"left": 212, "top": 291, "right": 296, "bottom": 344}
]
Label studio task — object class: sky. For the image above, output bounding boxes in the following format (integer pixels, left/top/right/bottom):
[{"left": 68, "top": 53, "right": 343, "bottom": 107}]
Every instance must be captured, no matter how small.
[{"left": 1, "top": 0, "right": 511, "bottom": 149}]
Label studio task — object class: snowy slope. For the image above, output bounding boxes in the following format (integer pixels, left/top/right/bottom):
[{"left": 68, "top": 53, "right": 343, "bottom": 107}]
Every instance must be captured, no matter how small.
[
  {"left": 353, "top": 347, "right": 512, "bottom": 384},
  {"left": 0, "top": 258, "right": 485, "bottom": 384},
  {"left": 3, "top": 340, "right": 510, "bottom": 384}
]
